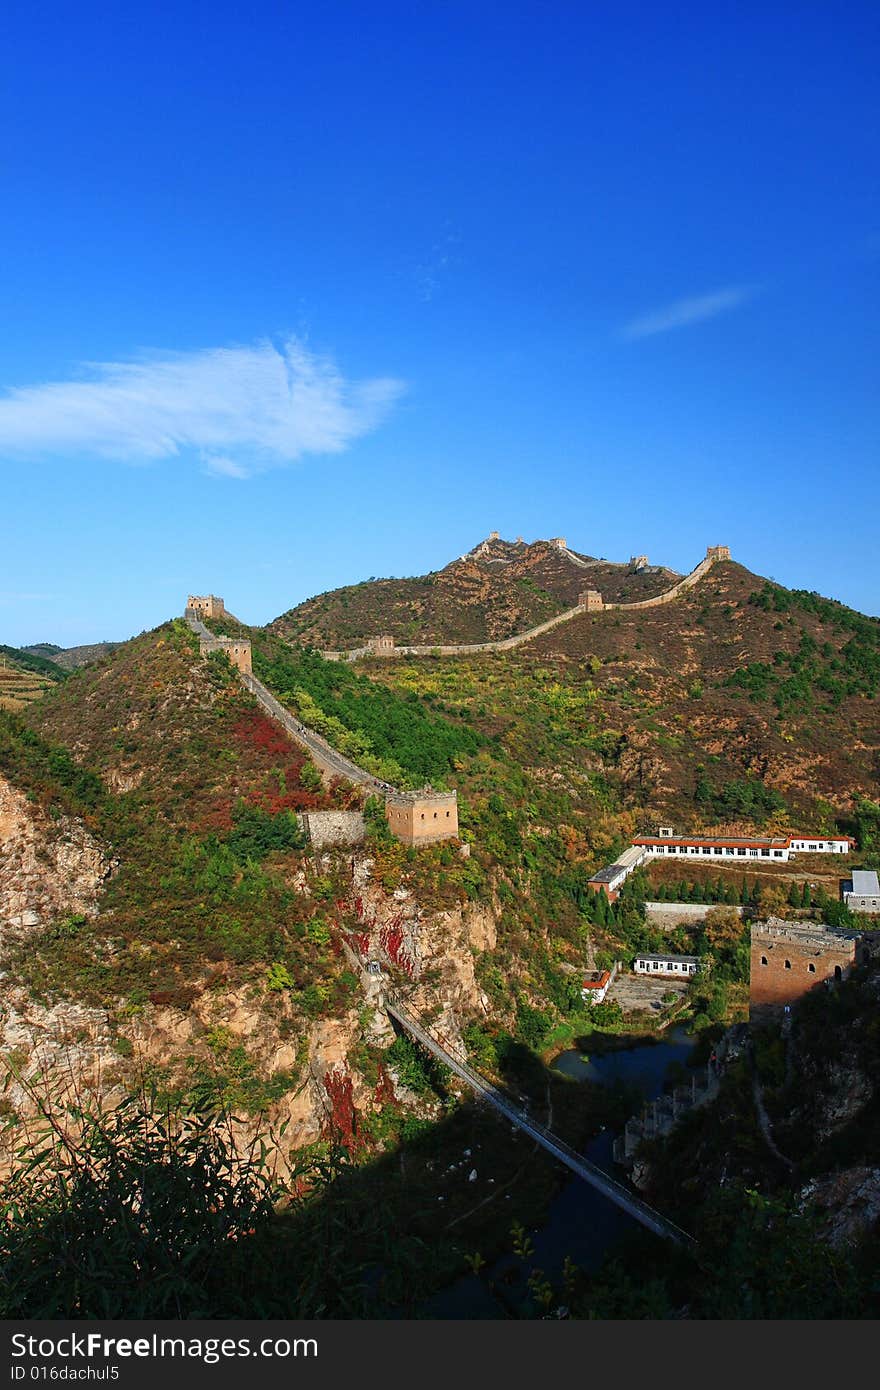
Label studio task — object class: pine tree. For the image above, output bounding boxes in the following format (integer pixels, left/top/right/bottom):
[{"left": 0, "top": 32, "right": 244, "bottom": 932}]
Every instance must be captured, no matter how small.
[
  {"left": 788, "top": 882, "right": 801, "bottom": 908},
  {"left": 801, "top": 881, "right": 812, "bottom": 909}
]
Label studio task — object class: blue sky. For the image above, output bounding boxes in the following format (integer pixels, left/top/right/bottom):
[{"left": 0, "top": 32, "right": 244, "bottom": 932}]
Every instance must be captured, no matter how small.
[{"left": 1, "top": 1, "right": 878, "bottom": 645}]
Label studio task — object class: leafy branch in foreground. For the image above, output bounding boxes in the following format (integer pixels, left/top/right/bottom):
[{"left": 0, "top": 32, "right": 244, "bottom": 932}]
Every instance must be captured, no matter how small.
[{"left": 0, "top": 1057, "right": 335, "bottom": 1318}]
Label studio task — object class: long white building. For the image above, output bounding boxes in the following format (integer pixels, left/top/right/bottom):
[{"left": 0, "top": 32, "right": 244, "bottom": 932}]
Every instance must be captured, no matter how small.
[
  {"left": 589, "top": 826, "right": 855, "bottom": 900},
  {"left": 634, "top": 828, "right": 854, "bottom": 864}
]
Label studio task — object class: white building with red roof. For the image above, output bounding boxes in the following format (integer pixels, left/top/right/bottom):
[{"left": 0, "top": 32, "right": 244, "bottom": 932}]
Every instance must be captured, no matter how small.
[{"left": 587, "top": 826, "right": 855, "bottom": 901}]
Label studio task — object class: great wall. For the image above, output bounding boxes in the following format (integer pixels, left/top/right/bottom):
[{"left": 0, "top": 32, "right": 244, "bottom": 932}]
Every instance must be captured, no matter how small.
[
  {"left": 184, "top": 600, "right": 459, "bottom": 846},
  {"left": 171, "top": 575, "right": 868, "bottom": 1248},
  {"left": 185, "top": 545, "right": 729, "bottom": 846},
  {"left": 321, "top": 544, "right": 732, "bottom": 662}
]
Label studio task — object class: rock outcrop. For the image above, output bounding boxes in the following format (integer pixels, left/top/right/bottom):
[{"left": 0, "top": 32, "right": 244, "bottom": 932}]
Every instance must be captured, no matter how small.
[
  {"left": 0, "top": 842, "right": 502, "bottom": 1177},
  {"left": 0, "top": 774, "right": 115, "bottom": 933}
]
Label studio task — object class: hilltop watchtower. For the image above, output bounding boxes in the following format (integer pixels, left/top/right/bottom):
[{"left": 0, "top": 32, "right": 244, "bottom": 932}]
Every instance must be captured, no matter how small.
[
  {"left": 578, "top": 589, "right": 605, "bottom": 612},
  {"left": 385, "top": 787, "right": 459, "bottom": 844},
  {"left": 705, "top": 546, "right": 731, "bottom": 563},
  {"left": 366, "top": 635, "right": 396, "bottom": 655},
  {"left": 187, "top": 595, "right": 226, "bottom": 619}
]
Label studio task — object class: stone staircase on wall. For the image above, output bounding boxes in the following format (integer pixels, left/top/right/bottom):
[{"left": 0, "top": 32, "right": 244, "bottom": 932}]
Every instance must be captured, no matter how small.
[{"left": 611, "top": 1018, "right": 742, "bottom": 1168}]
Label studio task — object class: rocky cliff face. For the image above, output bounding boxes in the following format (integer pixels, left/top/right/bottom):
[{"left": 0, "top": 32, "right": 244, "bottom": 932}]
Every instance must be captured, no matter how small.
[
  {"left": 339, "top": 851, "right": 496, "bottom": 1035},
  {"left": 0, "top": 773, "right": 115, "bottom": 933},
  {"left": 0, "top": 843, "right": 501, "bottom": 1175}
]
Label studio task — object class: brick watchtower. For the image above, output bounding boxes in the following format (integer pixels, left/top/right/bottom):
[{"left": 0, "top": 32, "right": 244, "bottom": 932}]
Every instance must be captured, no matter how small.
[
  {"left": 749, "top": 918, "right": 856, "bottom": 1022},
  {"left": 199, "top": 635, "right": 252, "bottom": 674},
  {"left": 187, "top": 595, "right": 226, "bottom": 619},
  {"left": 578, "top": 589, "right": 605, "bottom": 612},
  {"left": 385, "top": 787, "right": 459, "bottom": 844}
]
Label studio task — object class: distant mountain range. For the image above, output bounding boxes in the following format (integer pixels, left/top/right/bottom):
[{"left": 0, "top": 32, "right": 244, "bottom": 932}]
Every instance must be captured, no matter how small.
[{"left": 22, "top": 641, "right": 120, "bottom": 671}]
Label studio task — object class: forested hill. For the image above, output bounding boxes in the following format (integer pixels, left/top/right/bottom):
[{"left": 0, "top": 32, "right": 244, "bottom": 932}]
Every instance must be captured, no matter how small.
[{"left": 313, "top": 556, "right": 877, "bottom": 833}]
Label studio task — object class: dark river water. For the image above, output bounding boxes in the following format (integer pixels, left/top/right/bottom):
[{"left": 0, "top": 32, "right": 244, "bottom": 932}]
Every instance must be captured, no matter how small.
[{"left": 421, "top": 1026, "right": 695, "bottom": 1317}]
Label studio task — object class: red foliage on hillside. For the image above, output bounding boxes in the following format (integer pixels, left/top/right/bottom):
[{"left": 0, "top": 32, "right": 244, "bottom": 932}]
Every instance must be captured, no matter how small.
[
  {"left": 322, "top": 1066, "right": 363, "bottom": 1152},
  {"left": 380, "top": 917, "right": 412, "bottom": 975},
  {"left": 233, "top": 711, "right": 294, "bottom": 762},
  {"left": 225, "top": 710, "right": 331, "bottom": 814}
]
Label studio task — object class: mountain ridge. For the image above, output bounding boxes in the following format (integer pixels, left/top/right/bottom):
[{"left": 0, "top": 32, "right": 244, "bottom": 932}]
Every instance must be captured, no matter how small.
[{"left": 268, "top": 534, "right": 682, "bottom": 648}]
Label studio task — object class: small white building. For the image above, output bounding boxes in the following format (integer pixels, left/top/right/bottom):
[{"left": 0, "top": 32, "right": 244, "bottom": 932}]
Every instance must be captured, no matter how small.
[
  {"left": 788, "top": 836, "right": 855, "bottom": 855},
  {"left": 587, "top": 843, "right": 650, "bottom": 899},
  {"left": 633, "top": 954, "right": 700, "bottom": 978},
  {"left": 581, "top": 969, "right": 612, "bottom": 1004},
  {"left": 843, "top": 869, "right": 880, "bottom": 914}
]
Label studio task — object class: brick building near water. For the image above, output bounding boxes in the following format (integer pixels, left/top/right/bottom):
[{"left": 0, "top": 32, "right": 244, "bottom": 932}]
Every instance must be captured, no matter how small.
[
  {"left": 385, "top": 787, "right": 458, "bottom": 844},
  {"left": 749, "top": 918, "right": 857, "bottom": 1022}
]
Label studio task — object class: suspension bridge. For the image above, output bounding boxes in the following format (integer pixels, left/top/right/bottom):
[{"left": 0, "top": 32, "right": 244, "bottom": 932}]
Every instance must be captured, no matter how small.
[{"left": 384, "top": 994, "right": 695, "bottom": 1249}]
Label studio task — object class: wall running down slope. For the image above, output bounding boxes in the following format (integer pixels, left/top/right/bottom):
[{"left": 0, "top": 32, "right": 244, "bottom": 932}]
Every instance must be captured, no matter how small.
[
  {"left": 321, "top": 545, "right": 731, "bottom": 662},
  {"left": 184, "top": 608, "right": 385, "bottom": 792},
  {"left": 183, "top": 608, "right": 459, "bottom": 845}
]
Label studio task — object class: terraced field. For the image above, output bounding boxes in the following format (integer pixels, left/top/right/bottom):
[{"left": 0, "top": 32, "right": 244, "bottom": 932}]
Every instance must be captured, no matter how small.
[{"left": 0, "top": 656, "right": 57, "bottom": 711}]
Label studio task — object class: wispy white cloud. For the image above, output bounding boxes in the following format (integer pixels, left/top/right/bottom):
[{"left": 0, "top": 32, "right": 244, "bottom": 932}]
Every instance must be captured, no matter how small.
[
  {"left": 0, "top": 337, "right": 404, "bottom": 478},
  {"left": 620, "top": 285, "right": 755, "bottom": 340}
]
